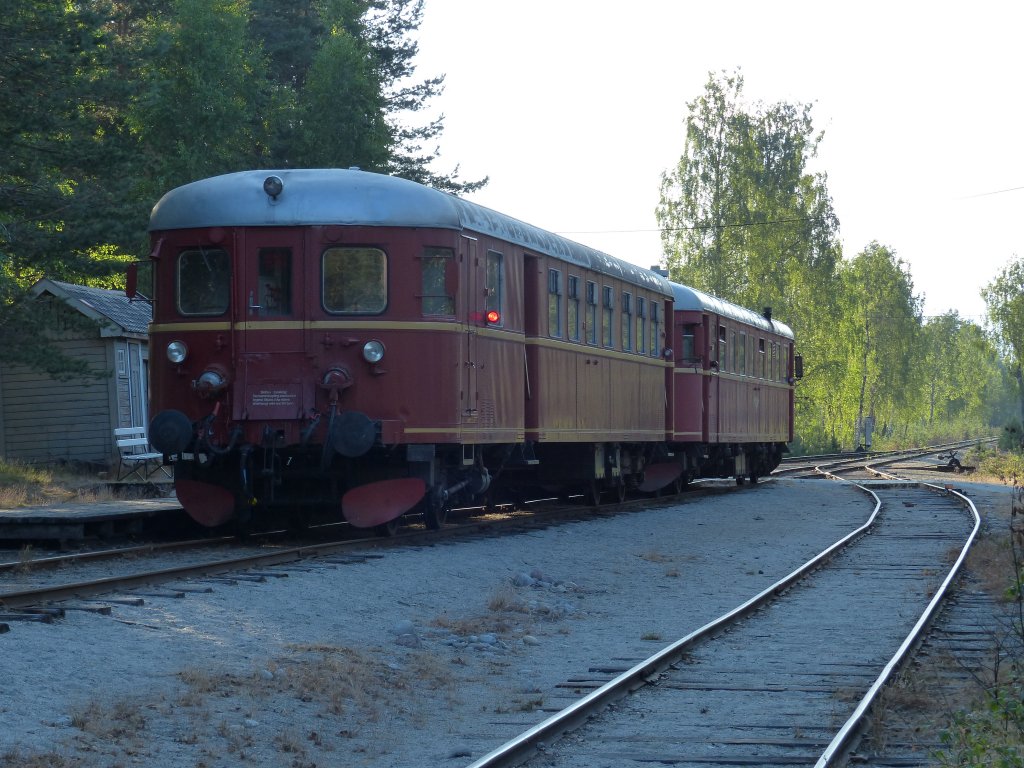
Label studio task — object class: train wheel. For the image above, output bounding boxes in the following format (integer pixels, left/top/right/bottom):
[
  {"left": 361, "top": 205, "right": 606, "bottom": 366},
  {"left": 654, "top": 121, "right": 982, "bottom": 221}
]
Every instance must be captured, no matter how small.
[
  {"left": 375, "top": 517, "right": 401, "bottom": 537},
  {"left": 423, "top": 486, "right": 449, "bottom": 530}
]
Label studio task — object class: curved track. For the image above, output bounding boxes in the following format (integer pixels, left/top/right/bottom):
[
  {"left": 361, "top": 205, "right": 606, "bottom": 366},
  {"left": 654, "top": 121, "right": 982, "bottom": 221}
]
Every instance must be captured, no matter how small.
[{"left": 464, "top": 456, "right": 979, "bottom": 767}]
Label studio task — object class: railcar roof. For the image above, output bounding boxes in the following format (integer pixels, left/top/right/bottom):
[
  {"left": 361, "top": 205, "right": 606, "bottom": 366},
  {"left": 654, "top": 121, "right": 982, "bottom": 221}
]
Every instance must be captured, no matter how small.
[
  {"left": 149, "top": 168, "right": 673, "bottom": 297},
  {"left": 671, "top": 283, "right": 794, "bottom": 339}
]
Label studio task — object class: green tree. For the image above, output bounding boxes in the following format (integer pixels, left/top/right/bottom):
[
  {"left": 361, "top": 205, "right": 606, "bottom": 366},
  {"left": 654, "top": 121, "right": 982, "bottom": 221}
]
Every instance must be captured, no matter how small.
[
  {"left": 656, "top": 69, "right": 840, "bottom": 324},
  {"left": 0, "top": 1, "right": 133, "bottom": 375},
  {"left": 126, "top": 0, "right": 271, "bottom": 202},
  {"left": 837, "top": 243, "right": 923, "bottom": 446},
  {"left": 983, "top": 256, "right": 1024, "bottom": 421}
]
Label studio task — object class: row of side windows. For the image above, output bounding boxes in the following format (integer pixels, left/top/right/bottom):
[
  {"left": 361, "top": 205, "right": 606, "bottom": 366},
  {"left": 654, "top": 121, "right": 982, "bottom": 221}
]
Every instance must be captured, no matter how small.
[
  {"left": 548, "top": 268, "right": 661, "bottom": 357},
  {"left": 715, "top": 325, "right": 789, "bottom": 382}
]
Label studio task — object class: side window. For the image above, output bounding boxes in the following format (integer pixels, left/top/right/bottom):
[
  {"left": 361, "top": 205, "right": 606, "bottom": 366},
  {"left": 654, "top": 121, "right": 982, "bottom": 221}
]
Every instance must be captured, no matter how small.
[
  {"left": 258, "top": 248, "right": 292, "bottom": 316},
  {"left": 485, "top": 249, "right": 503, "bottom": 323},
  {"left": 718, "top": 325, "right": 728, "bottom": 371},
  {"left": 682, "top": 324, "right": 697, "bottom": 362},
  {"left": 421, "top": 247, "right": 454, "bottom": 316},
  {"left": 586, "top": 280, "right": 597, "bottom": 345},
  {"left": 323, "top": 247, "right": 387, "bottom": 313},
  {"left": 178, "top": 248, "right": 231, "bottom": 316},
  {"left": 548, "top": 268, "right": 562, "bottom": 338},
  {"left": 650, "top": 302, "right": 661, "bottom": 357},
  {"left": 567, "top": 276, "right": 580, "bottom": 341},
  {"left": 621, "top": 291, "right": 633, "bottom": 351},
  {"left": 738, "top": 331, "right": 747, "bottom": 374},
  {"left": 758, "top": 338, "right": 766, "bottom": 378},
  {"left": 636, "top": 297, "right": 646, "bottom": 355},
  {"left": 602, "top": 285, "right": 614, "bottom": 348}
]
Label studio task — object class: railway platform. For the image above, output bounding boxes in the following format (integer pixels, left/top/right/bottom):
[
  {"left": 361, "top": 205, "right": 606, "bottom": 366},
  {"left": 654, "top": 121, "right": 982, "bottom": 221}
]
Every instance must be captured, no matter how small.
[{"left": 0, "top": 488, "right": 184, "bottom": 543}]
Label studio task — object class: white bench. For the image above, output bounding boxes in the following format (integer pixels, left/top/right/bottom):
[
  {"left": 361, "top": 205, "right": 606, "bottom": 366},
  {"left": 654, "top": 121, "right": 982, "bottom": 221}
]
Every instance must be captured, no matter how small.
[{"left": 114, "top": 426, "right": 170, "bottom": 481}]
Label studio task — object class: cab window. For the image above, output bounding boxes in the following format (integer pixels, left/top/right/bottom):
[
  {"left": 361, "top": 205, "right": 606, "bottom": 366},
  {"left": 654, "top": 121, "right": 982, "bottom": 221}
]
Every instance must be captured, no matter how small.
[
  {"left": 421, "top": 247, "right": 454, "bottom": 316},
  {"left": 258, "top": 248, "right": 292, "bottom": 316},
  {"left": 323, "top": 247, "right": 387, "bottom": 313},
  {"left": 178, "top": 248, "right": 230, "bottom": 316}
]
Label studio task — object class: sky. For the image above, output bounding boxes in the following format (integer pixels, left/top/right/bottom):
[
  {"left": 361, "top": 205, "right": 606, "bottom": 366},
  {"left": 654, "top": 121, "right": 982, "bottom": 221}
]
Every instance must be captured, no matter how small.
[{"left": 412, "top": 0, "right": 1023, "bottom": 324}]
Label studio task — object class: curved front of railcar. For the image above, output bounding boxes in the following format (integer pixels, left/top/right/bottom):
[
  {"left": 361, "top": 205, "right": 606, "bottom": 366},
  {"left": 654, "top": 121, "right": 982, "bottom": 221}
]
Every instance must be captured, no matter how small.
[{"left": 145, "top": 169, "right": 470, "bottom": 528}]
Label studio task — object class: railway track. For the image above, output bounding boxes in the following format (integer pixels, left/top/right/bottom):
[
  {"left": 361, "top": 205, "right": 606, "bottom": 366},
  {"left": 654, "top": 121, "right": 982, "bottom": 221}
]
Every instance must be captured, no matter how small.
[
  {"left": 465, "top": 458, "right": 980, "bottom": 767},
  {"left": 0, "top": 481, "right": 749, "bottom": 627}
]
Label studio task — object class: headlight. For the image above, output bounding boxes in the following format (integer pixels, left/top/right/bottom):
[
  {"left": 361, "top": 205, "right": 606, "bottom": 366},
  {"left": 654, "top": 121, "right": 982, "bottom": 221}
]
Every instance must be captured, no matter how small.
[
  {"left": 167, "top": 341, "right": 188, "bottom": 364},
  {"left": 362, "top": 340, "right": 385, "bottom": 363},
  {"left": 195, "top": 369, "right": 228, "bottom": 393}
]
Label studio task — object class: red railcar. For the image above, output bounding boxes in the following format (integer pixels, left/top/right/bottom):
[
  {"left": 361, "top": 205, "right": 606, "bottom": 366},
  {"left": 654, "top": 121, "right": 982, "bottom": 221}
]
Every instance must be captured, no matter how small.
[
  {"left": 669, "top": 284, "right": 795, "bottom": 485},
  {"left": 141, "top": 169, "right": 798, "bottom": 530}
]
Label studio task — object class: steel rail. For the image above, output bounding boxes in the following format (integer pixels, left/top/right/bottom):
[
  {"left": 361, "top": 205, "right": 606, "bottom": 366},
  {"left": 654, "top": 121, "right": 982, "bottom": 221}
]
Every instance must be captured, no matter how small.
[
  {"left": 463, "top": 480, "right": 885, "bottom": 768},
  {"left": 813, "top": 465, "right": 981, "bottom": 765}
]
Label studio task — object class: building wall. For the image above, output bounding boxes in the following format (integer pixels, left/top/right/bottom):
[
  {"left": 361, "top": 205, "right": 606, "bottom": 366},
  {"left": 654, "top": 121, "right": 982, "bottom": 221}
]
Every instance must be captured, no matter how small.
[{"left": 0, "top": 336, "right": 115, "bottom": 467}]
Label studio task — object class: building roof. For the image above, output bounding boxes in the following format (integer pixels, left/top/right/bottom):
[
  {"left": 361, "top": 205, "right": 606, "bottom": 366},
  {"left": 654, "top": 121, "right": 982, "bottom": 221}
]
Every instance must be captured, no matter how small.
[{"left": 29, "top": 279, "right": 152, "bottom": 337}]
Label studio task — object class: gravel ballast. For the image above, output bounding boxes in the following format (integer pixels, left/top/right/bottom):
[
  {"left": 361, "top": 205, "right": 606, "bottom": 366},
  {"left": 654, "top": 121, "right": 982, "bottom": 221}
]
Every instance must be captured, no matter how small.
[{"left": 0, "top": 478, "right": 951, "bottom": 767}]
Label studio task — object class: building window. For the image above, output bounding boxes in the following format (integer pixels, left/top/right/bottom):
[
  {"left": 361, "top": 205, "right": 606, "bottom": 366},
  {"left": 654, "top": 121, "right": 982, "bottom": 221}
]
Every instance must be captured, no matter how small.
[
  {"left": 568, "top": 276, "right": 580, "bottom": 341},
  {"left": 323, "top": 247, "right": 387, "bottom": 313},
  {"left": 602, "top": 285, "right": 614, "bottom": 348},
  {"left": 621, "top": 292, "right": 632, "bottom": 351},
  {"left": 421, "top": 247, "right": 454, "bottom": 316},
  {"left": 586, "top": 280, "right": 597, "bottom": 345},
  {"left": 548, "top": 269, "right": 562, "bottom": 338}
]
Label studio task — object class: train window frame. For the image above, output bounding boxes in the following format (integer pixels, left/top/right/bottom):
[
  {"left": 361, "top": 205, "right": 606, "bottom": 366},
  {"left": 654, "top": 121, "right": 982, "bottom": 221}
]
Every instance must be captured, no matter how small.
[
  {"left": 758, "top": 338, "right": 766, "bottom": 378},
  {"left": 621, "top": 291, "right": 633, "bottom": 351},
  {"left": 567, "top": 275, "right": 580, "bottom": 342},
  {"left": 585, "top": 280, "right": 597, "bottom": 345},
  {"left": 681, "top": 323, "right": 697, "bottom": 363},
  {"left": 548, "top": 268, "right": 563, "bottom": 338},
  {"left": 420, "top": 246, "right": 455, "bottom": 317},
  {"left": 738, "top": 330, "right": 747, "bottom": 375},
  {"left": 650, "top": 302, "right": 660, "bottom": 357},
  {"left": 322, "top": 246, "right": 388, "bottom": 315},
  {"left": 485, "top": 249, "right": 504, "bottom": 325},
  {"left": 257, "top": 247, "right": 292, "bottom": 316},
  {"left": 602, "top": 285, "right": 614, "bottom": 348},
  {"left": 718, "top": 325, "right": 728, "bottom": 371},
  {"left": 177, "top": 247, "right": 231, "bottom": 316},
  {"left": 636, "top": 296, "right": 646, "bottom": 355}
]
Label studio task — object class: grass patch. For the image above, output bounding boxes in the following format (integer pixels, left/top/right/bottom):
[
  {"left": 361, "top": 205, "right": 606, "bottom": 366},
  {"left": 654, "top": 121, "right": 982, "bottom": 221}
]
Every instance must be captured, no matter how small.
[{"left": 0, "top": 458, "right": 114, "bottom": 508}]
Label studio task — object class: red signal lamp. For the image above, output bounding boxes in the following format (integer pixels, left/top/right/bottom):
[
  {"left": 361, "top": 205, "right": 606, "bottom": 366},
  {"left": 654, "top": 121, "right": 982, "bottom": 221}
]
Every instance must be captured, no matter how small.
[{"left": 485, "top": 310, "right": 501, "bottom": 324}]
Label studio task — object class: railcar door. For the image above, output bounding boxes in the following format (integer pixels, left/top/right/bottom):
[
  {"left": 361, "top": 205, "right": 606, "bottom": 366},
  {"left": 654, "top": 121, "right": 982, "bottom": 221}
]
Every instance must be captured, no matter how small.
[
  {"left": 461, "top": 234, "right": 480, "bottom": 424},
  {"left": 706, "top": 315, "right": 720, "bottom": 442},
  {"left": 236, "top": 228, "right": 310, "bottom": 425}
]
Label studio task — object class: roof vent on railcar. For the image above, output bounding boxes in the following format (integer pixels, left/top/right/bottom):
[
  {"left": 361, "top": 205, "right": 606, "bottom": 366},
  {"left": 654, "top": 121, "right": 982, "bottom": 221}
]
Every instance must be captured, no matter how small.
[{"left": 763, "top": 306, "right": 772, "bottom": 321}]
